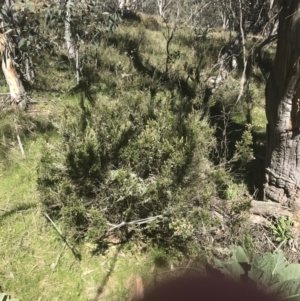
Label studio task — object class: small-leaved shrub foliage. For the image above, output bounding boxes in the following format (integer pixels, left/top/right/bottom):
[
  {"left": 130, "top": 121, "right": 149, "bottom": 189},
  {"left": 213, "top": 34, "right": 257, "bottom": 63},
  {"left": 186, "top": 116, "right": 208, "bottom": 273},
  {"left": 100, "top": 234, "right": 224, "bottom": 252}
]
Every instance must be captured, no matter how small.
[{"left": 37, "top": 92, "right": 216, "bottom": 247}]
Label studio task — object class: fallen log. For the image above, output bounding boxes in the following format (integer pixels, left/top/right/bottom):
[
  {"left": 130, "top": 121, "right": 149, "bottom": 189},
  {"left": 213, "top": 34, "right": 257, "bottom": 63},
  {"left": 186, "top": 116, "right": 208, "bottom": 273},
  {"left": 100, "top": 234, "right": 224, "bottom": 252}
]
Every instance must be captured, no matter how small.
[
  {"left": 211, "top": 198, "right": 292, "bottom": 217},
  {"left": 248, "top": 214, "right": 271, "bottom": 226},
  {"left": 250, "top": 200, "right": 293, "bottom": 218}
]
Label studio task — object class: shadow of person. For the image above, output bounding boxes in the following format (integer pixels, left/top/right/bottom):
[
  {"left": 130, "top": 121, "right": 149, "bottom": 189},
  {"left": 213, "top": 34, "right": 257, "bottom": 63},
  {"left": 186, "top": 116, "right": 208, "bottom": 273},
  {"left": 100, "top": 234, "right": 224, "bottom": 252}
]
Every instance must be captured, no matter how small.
[{"left": 142, "top": 274, "right": 277, "bottom": 301}]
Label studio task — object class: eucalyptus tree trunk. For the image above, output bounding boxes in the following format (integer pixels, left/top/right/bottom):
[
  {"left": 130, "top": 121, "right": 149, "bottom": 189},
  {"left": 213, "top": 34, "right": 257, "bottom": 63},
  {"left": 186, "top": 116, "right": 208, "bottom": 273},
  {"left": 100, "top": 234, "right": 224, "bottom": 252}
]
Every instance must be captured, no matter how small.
[
  {"left": 5, "top": 0, "right": 13, "bottom": 7},
  {"left": 265, "top": 0, "right": 300, "bottom": 209},
  {"left": 118, "top": 0, "right": 125, "bottom": 10},
  {"left": 264, "top": 0, "right": 279, "bottom": 37},
  {"left": 219, "top": 0, "right": 230, "bottom": 31},
  {"left": 0, "top": 0, "right": 29, "bottom": 108},
  {"left": 0, "top": 25, "right": 27, "bottom": 109},
  {"left": 157, "top": 0, "right": 166, "bottom": 17},
  {"left": 64, "top": 0, "right": 81, "bottom": 84},
  {"left": 65, "top": 0, "right": 75, "bottom": 59}
]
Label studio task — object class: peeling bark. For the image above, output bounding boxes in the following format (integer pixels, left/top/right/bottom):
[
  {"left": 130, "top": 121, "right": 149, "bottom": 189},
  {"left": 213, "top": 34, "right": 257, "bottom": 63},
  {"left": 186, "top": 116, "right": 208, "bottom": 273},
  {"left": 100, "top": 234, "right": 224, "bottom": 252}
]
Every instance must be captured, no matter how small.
[
  {"left": 0, "top": 29, "right": 28, "bottom": 109},
  {"left": 0, "top": 0, "right": 30, "bottom": 108},
  {"left": 24, "top": 52, "right": 35, "bottom": 83},
  {"left": 265, "top": 1, "right": 300, "bottom": 209}
]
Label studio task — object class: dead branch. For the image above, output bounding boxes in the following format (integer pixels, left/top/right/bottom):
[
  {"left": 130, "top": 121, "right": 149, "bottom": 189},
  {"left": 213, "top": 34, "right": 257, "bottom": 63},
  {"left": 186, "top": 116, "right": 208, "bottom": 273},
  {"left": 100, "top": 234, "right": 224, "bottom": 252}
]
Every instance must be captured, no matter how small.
[
  {"left": 16, "top": 134, "right": 25, "bottom": 157},
  {"left": 14, "top": 120, "right": 25, "bottom": 157},
  {"left": 107, "top": 215, "right": 163, "bottom": 232}
]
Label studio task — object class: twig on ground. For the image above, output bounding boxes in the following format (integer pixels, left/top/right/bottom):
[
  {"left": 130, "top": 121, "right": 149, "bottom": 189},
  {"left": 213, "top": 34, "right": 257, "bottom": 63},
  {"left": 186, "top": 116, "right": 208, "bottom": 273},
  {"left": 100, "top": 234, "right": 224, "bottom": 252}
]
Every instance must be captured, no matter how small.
[
  {"left": 52, "top": 243, "right": 67, "bottom": 272},
  {"left": 44, "top": 213, "right": 81, "bottom": 260},
  {"left": 16, "top": 134, "right": 25, "bottom": 157},
  {"left": 107, "top": 215, "right": 163, "bottom": 232},
  {"left": 14, "top": 120, "right": 25, "bottom": 157},
  {"left": 275, "top": 239, "right": 287, "bottom": 253},
  {"left": 264, "top": 233, "right": 277, "bottom": 250}
]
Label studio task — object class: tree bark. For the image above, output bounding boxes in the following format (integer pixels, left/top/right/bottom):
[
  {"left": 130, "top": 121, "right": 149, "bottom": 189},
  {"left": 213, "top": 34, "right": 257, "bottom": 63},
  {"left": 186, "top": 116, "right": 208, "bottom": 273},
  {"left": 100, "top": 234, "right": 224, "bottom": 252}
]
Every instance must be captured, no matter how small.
[
  {"left": 265, "top": 1, "right": 300, "bottom": 209},
  {"left": 118, "top": 0, "right": 125, "bottom": 10},
  {"left": 263, "top": 0, "right": 279, "bottom": 37},
  {"left": 65, "top": 0, "right": 75, "bottom": 60},
  {"left": 64, "top": 0, "right": 82, "bottom": 84},
  {"left": 0, "top": 28, "right": 27, "bottom": 109}
]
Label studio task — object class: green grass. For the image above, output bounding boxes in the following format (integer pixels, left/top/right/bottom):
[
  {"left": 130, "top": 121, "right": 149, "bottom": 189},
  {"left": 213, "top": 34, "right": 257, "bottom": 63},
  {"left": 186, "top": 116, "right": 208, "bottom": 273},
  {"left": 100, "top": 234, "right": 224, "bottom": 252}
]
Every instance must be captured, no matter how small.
[{"left": 0, "top": 133, "right": 159, "bottom": 301}]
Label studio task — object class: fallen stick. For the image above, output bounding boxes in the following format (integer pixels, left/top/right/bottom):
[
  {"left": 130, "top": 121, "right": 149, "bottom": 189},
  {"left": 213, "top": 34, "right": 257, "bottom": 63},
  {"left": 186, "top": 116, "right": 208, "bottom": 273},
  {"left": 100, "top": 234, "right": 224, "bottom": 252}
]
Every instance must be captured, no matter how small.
[
  {"left": 51, "top": 243, "right": 67, "bottom": 272},
  {"left": 107, "top": 215, "right": 163, "bottom": 232},
  {"left": 17, "top": 134, "right": 25, "bottom": 157},
  {"left": 15, "top": 121, "right": 25, "bottom": 157},
  {"left": 44, "top": 213, "right": 81, "bottom": 260}
]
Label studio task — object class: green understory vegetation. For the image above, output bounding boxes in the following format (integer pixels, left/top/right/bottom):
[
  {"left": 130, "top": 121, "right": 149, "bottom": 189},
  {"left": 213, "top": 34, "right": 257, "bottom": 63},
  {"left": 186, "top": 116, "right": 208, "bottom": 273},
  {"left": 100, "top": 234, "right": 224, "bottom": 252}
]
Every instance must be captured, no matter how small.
[{"left": 0, "top": 11, "right": 292, "bottom": 301}]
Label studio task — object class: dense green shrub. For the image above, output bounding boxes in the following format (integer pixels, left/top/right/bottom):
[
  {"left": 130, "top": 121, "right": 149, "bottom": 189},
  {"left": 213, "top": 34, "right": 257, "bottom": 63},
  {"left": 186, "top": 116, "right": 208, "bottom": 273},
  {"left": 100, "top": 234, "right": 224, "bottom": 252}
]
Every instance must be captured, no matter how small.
[{"left": 37, "top": 91, "right": 216, "bottom": 247}]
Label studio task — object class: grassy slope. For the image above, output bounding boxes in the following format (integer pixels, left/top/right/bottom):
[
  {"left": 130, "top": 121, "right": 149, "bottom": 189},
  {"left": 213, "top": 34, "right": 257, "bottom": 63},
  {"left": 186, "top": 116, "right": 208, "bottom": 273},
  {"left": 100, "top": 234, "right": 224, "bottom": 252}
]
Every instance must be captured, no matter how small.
[
  {"left": 0, "top": 120, "right": 158, "bottom": 301},
  {"left": 0, "top": 16, "right": 271, "bottom": 300}
]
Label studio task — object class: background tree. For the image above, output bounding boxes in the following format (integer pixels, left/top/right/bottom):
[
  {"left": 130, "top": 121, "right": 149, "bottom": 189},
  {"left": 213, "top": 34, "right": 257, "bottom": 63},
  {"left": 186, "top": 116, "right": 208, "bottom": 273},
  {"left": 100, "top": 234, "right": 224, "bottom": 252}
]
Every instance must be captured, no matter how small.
[
  {"left": 44, "top": 0, "right": 120, "bottom": 86},
  {"left": 0, "top": 0, "right": 31, "bottom": 108}
]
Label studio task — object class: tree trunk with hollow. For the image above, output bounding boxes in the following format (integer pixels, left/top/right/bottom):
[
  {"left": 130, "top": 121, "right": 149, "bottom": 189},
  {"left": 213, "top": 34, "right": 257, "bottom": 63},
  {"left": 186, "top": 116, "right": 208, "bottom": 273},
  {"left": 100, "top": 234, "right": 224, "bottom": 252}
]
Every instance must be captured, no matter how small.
[{"left": 265, "top": 1, "right": 300, "bottom": 209}]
